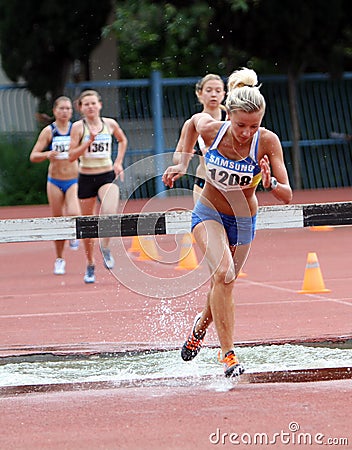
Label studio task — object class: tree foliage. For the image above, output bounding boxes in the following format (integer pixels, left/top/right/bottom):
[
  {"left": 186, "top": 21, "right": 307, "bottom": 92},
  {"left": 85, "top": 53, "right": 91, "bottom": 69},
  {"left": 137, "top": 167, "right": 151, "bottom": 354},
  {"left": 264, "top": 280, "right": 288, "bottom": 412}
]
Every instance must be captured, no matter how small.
[
  {"left": 109, "top": 0, "right": 352, "bottom": 77},
  {"left": 0, "top": 0, "right": 112, "bottom": 111},
  {"left": 223, "top": 0, "right": 352, "bottom": 76},
  {"left": 224, "top": 0, "right": 352, "bottom": 188},
  {"left": 108, "top": 0, "right": 352, "bottom": 188},
  {"left": 107, "top": 0, "right": 251, "bottom": 78}
]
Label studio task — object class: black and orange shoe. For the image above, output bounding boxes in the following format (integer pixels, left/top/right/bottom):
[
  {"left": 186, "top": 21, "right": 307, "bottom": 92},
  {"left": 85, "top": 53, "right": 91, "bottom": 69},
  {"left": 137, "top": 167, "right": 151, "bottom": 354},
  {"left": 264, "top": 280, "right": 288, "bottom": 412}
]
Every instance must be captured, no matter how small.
[
  {"left": 218, "top": 350, "right": 245, "bottom": 378},
  {"left": 181, "top": 313, "right": 206, "bottom": 361}
]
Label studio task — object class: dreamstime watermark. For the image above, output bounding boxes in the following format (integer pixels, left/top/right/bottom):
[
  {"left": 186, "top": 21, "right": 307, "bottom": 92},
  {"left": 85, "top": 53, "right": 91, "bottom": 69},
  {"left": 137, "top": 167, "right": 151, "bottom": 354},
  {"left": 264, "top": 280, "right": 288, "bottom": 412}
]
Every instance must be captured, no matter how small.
[{"left": 209, "top": 422, "right": 349, "bottom": 446}]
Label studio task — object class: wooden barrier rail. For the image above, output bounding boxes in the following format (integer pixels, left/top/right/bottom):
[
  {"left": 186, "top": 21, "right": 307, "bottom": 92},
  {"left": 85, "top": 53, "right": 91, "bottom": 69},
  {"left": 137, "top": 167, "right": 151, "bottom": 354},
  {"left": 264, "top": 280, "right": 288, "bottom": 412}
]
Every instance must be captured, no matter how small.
[{"left": 1, "top": 202, "right": 352, "bottom": 243}]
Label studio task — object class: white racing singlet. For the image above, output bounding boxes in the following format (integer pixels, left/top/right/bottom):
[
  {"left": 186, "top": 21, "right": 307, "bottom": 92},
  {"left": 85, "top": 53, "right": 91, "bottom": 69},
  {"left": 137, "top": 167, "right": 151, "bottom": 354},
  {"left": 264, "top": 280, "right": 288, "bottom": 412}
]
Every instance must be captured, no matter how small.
[
  {"left": 79, "top": 120, "right": 113, "bottom": 169},
  {"left": 204, "top": 121, "right": 261, "bottom": 191}
]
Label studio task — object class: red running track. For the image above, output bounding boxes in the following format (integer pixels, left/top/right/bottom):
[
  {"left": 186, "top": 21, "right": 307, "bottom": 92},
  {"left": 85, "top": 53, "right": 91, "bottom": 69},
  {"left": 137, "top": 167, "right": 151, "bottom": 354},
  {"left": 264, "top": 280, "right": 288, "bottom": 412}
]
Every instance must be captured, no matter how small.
[{"left": 0, "top": 188, "right": 351, "bottom": 449}]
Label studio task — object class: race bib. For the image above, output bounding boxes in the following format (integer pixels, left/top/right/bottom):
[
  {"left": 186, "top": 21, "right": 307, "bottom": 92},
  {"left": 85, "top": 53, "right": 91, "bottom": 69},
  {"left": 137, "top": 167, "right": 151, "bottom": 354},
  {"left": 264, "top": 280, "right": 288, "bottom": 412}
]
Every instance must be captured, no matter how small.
[
  {"left": 52, "top": 136, "right": 70, "bottom": 160},
  {"left": 205, "top": 152, "right": 255, "bottom": 190},
  {"left": 84, "top": 133, "right": 111, "bottom": 158}
]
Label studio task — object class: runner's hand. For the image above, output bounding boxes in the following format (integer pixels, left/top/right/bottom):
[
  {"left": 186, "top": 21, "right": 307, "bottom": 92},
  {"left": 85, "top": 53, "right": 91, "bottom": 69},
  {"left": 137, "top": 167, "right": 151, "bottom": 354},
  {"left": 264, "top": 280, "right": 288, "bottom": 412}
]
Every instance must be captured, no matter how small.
[
  {"left": 162, "top": 164, "right": 186, "bottom": 188},
  {"left": 259, "top": 155, "right": 271, "bottom": 189}
]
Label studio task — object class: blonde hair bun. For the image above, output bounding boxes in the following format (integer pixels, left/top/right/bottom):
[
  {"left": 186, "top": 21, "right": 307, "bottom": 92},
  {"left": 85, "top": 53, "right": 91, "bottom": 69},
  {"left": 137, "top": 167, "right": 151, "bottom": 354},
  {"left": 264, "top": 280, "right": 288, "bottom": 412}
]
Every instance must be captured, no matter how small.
[
  {"left": 227, "top": 67, "right": 258, "bottom": 91},
  {"left": 225, "top": 67, "right": 265, "bottom": 113}
]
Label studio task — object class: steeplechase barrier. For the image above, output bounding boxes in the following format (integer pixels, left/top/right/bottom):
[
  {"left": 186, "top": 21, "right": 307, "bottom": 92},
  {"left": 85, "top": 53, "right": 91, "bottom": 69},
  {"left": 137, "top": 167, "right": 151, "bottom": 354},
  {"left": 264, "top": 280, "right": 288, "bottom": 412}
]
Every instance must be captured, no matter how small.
[{"left": 1, "top": 201, "right": 351, "bottom": 244}]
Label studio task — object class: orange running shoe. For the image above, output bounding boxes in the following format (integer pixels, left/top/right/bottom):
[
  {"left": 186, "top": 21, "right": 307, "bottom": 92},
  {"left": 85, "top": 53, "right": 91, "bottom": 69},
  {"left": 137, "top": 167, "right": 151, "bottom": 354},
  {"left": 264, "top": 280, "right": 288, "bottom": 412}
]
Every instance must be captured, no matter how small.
[
  {"left": 181, "top": 313, "right": 206, "bottom": 361},
  {"left": 218, "top": 350, "right": 245, "bottom": 378}
]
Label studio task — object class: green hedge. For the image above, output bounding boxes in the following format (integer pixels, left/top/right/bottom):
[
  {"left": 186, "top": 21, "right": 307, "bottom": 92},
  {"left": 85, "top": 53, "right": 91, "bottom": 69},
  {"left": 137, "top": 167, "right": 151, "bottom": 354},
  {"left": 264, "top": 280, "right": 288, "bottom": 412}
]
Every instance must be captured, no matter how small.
[{"left": 0, "top": 133, "right": 48, "bottom": 206}]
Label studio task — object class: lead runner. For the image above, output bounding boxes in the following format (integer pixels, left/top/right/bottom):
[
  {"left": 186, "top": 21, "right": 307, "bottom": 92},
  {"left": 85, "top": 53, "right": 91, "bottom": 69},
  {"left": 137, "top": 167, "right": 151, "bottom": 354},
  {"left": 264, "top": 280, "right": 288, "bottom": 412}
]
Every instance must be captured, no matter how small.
[{"left": 162, "top": 67, "right": 292, "bottom": 378}]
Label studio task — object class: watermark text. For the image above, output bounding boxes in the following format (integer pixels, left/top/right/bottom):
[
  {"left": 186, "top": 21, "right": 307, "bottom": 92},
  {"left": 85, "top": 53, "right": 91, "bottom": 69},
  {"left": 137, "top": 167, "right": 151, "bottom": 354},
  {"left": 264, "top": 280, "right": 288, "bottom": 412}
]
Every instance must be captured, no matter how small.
[{"left": 209, "top": 422, "right": 349, "bottom": 446}]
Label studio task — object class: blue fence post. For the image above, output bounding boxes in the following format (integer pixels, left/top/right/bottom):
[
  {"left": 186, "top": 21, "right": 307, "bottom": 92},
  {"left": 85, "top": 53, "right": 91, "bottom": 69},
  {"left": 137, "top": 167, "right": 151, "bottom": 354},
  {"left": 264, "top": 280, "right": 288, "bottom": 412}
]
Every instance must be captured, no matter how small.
[{"left": 151, "top": 70, "right": 166, "bottom": 197}]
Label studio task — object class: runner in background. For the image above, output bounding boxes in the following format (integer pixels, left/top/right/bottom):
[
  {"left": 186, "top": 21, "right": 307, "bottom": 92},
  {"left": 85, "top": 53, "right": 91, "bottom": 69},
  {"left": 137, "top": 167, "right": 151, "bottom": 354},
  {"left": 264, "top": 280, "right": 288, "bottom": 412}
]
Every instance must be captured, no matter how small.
[
  {"left": 30, "top": 96, "right": 81, "bottom": 275},
  {"left": 69, "top": 90, "right": 128, "bottom": 284},
  {"left": 173, "top": 74, "right": 226, "bottom": 203}
]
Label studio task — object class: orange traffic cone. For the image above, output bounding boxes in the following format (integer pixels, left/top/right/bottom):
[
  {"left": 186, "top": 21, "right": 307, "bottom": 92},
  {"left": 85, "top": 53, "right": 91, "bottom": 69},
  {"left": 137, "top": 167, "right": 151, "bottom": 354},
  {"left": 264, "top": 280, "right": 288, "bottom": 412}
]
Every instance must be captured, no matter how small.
[
  {"left": 176, "top": 233, "right": 199, "bottom": 270},
  {"left": 298, "top": 252, "right": 331, "bottom": 294},
  {"left": 136, "top": 236, "right": 161, "bottom": 262},
  {"left": 309, "top": 226, "right": 333, "bottom": 232},
  {"left": 237, "top": 270, "right": 247, "bottom": 278},
  {"left": 128, "top": 235, "right": 141, "bottom": 253}
]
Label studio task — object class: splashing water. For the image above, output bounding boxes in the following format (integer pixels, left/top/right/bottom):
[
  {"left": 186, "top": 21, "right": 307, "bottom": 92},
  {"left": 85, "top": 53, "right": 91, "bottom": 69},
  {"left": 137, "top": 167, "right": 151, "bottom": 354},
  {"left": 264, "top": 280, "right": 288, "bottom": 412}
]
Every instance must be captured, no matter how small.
[{"left": 0, "top": 344, "right": 351, "bottom": 388}]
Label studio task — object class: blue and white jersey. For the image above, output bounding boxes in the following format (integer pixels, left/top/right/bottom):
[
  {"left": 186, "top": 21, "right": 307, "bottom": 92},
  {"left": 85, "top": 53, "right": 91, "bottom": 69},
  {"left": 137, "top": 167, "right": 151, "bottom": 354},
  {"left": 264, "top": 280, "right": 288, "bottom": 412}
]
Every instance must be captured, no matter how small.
[
  {"left": 204, "top": 121, "right": 261, "bottom": 191},
  {"left": 49, "top": 122, "right": 72, "bottom": 160}
]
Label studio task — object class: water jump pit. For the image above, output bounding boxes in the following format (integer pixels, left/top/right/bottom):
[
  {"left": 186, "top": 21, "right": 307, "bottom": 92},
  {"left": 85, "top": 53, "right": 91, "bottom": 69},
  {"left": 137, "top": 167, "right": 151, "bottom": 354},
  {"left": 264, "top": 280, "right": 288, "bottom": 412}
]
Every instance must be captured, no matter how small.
[{"left": 1, "top": 338, "right": 351, "bottom": 395}]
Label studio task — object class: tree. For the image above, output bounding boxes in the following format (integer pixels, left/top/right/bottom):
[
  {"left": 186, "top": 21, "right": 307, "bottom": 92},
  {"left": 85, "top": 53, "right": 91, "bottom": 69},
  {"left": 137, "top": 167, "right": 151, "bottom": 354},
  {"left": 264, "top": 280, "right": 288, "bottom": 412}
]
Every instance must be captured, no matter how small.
[
  {"left": 106, "top": 0, "right": 250, "bottom": 79},
  {"left": 0, "top": 0, "right": 112, "bottom": 112},
  {"left": 109, "top": 0, "right": 352, "bottom": 189},
  {"left": 205, "top": 0, "right": 352, "bottom": 188}
]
